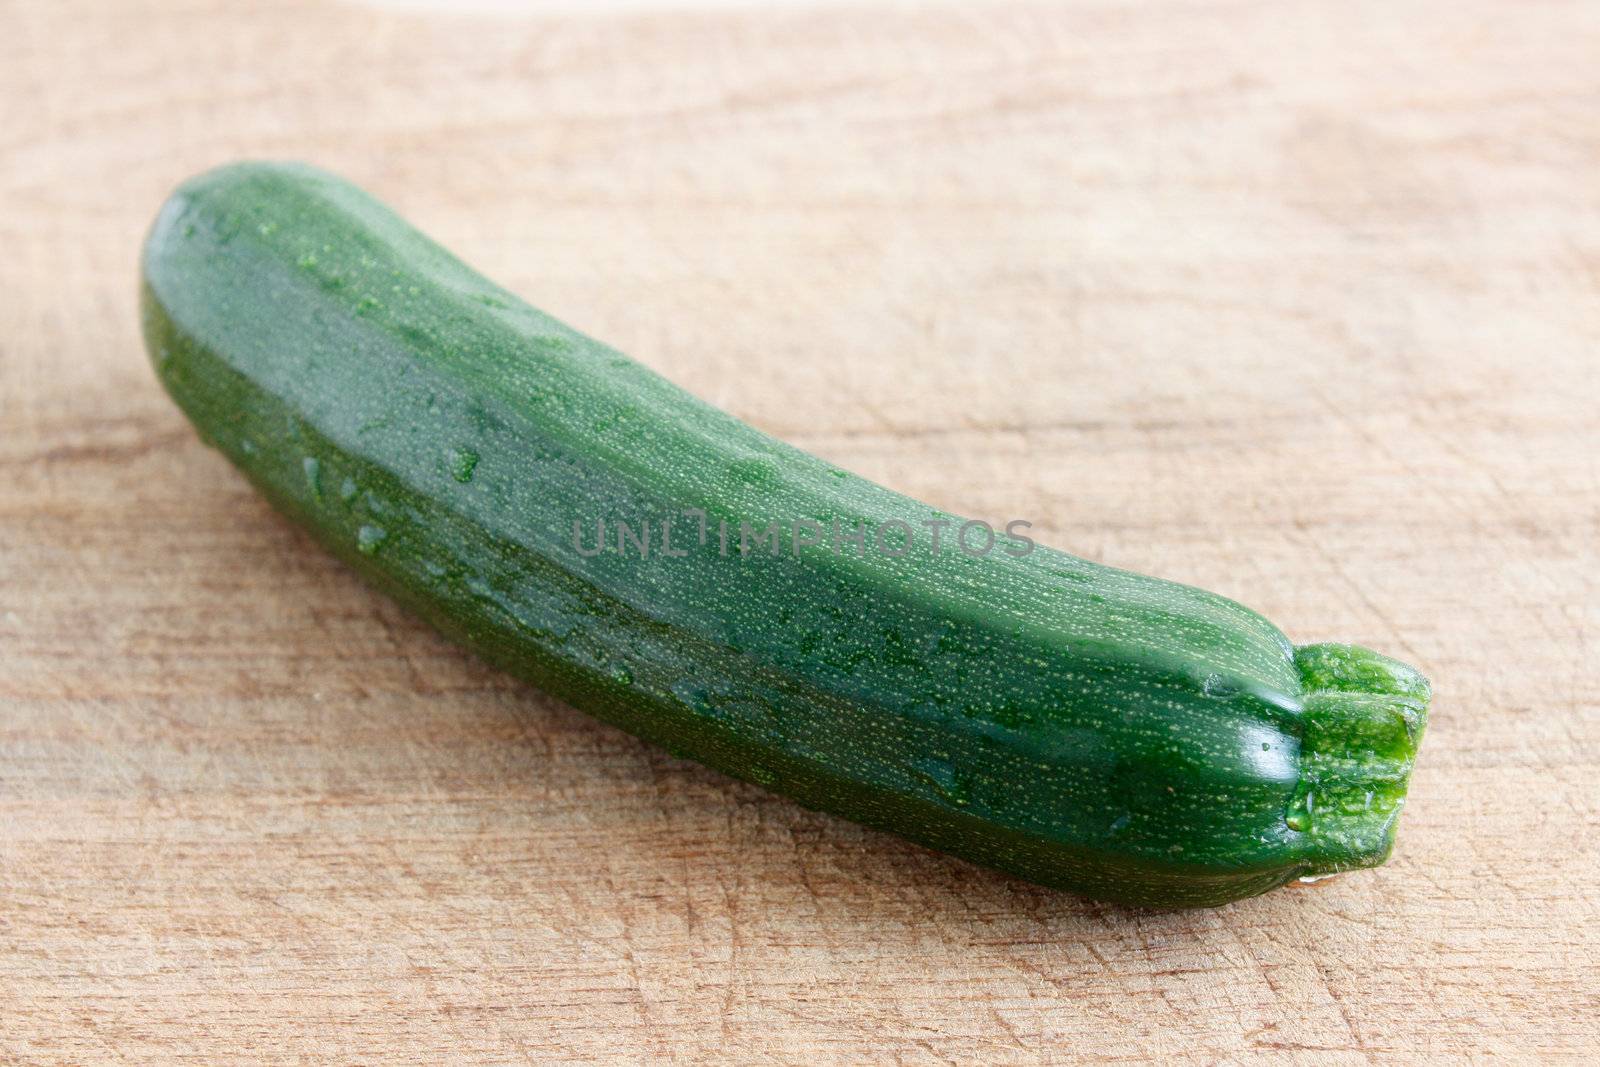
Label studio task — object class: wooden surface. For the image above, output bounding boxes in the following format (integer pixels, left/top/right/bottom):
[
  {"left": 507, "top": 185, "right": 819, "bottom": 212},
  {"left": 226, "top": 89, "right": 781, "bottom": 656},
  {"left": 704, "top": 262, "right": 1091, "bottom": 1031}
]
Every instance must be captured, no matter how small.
[{"left": 4, "top": 0, "right": 1598, "bottom": 1061}]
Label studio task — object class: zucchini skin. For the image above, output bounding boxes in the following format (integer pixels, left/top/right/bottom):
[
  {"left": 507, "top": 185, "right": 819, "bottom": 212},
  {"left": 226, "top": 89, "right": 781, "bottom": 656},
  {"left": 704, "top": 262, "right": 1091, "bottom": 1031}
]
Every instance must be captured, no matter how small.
[{"left": 141, "top": 162, "right": 1429, "bottom": 908}]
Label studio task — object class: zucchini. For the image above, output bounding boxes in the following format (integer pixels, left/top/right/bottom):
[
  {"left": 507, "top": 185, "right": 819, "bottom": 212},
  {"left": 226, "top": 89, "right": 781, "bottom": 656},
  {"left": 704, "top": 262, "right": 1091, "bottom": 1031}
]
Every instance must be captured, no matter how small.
[{"left": 141, "top": 162, "right": 1429, "bottom": 908}]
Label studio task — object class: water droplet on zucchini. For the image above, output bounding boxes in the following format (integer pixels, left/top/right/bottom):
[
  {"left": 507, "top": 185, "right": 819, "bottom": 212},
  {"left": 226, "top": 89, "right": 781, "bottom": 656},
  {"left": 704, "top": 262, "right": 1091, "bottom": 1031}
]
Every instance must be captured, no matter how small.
[
  {"left": 450, "top": 448, "right": 479, "bottom": 483},
  {"left": 357, "top": 525, "right": 388, "bottom": 554},
  {"left": 302, "top": 456, "right": 322, "bottom": 499}
]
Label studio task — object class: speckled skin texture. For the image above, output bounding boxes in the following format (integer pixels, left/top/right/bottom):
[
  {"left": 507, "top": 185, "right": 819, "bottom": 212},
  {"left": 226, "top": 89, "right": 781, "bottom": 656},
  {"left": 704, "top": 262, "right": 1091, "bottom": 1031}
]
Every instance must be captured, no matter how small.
[{"left": 140, "top": 162, "right": 1428, "bottom": 908}]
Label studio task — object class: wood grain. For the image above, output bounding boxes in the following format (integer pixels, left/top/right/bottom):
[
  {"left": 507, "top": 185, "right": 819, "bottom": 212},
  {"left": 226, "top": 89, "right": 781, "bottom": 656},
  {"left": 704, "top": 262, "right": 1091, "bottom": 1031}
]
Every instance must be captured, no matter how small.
[{"left": 3, "top": 0, "right": 1598, "bottom": 1061}]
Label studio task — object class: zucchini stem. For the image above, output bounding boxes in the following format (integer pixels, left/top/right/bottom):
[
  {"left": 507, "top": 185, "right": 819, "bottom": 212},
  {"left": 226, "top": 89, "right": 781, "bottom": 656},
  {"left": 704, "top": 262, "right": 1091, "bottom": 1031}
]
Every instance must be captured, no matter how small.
[{"left": 1290, "top": 643, "right": 1430, "bottom": 875}]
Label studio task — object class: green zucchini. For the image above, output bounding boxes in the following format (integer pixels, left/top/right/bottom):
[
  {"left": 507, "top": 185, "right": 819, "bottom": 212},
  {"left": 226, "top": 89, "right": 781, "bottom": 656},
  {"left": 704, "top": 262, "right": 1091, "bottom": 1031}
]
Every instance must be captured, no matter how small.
[{"left": 141, "top": 162, "right": 1429, "bottom": 908}]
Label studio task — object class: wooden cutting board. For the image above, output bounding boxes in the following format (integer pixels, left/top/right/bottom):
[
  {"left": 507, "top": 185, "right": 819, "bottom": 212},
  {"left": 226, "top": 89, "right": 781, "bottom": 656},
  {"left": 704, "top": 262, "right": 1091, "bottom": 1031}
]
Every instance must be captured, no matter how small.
[{"left": 4, "top": 0, "right": 1597, "bottom": 1061}]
